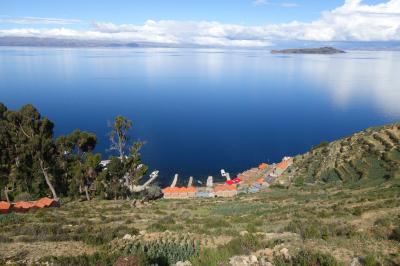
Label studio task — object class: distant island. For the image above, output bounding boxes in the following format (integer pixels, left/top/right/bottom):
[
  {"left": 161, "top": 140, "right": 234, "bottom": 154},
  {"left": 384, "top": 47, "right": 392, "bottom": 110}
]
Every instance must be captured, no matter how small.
[{"left": 271, "top": 46, "right": 345, "bottom": 54}]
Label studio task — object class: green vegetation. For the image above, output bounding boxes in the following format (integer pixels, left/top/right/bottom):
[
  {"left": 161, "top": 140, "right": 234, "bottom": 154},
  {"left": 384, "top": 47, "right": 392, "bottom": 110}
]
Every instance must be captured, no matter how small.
[
  {"left": 0, "top": 103, "right": 155, "bottom": 203},
  {"left": 1, "top": 178, "right": 399, "bottom": 265},
  {"left": 285, "top": 123, "right": 400, "bottom": 184}
]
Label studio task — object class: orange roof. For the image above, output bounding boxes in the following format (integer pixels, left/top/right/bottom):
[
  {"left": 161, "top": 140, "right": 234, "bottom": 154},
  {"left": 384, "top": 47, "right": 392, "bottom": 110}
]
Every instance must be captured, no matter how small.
[
  {"left": 214, "top": 184, "right": 237, "bottom": 192},
  {"left": 14, "top": 201, "right": 36, "bottom": 210},
  {"left": 276, "top": 160, "right": 289, "bottom": 169},
  {"left": 163, "top": 187, "right": 196, "bottom": 193},
  {"left": 186, "top": 186, "right": 197, "bottom": 192},
  {"left": 35, "top": 197, "right": 57, "bottom": 208},
  {"left": 258, "top": 163, "right": 268, "bottom": 170},
  {"left": 0, "top": 201, "right": 11, "bottom": 213},
  {"left": 256, "top": 178, "right": 265, "bottom": 184}
]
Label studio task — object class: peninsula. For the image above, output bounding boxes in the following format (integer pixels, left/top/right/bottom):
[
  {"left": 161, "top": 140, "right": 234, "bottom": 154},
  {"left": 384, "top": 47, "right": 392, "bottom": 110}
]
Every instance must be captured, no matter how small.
[{"left": 271, "top": 46, "right": 345, "bottom": 54}]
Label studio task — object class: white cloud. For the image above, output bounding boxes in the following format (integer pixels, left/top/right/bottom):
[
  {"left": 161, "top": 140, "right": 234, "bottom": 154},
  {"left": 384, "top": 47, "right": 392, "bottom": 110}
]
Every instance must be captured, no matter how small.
[
  {"left": 0, "top": 16, "right": 81, "bottom": 25},
  {"left": 280, "top": 3, "right": 299, "bottom": 8},
  {"left": 253, "top": 0, "right": 267, "bottom": 6},
  {"left": 0, "top": 0, "right": 399, "bottom": 47},
  {"left": 252, "top": 0, "right": 299, "bottom": 8}
]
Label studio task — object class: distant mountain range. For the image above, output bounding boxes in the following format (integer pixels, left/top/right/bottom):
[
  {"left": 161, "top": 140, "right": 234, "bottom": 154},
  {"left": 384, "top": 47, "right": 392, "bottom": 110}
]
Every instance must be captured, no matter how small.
[
  {"left": 0, "top": 36, "right": 400, "bottom": 50},
  {"left": 0, "top": 37, "right": 141, "bottom": 48}
]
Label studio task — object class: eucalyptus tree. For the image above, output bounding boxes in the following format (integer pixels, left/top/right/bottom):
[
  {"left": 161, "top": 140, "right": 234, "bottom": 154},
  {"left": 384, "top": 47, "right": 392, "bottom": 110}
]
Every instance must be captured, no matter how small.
[
  {"left": 5, "top": 104, "right": 59, "bottom": 200},
  {"left": 125, "top": 142, "right": 148, "bottom": 191},
  {"left": 102, "top": 156, "right": 126, "bottom": 200},
  {"left": 66, "top": 129, "right": 99, "bottom": 200},
  {"left": 0, "top": 103, "right": 12, "bottom": 202},
  {"left": 108, "top": 116, "right": 149, "bottom": 192},
  {"left": 109, "top": 115, "right": 132, "bottom": 159}
]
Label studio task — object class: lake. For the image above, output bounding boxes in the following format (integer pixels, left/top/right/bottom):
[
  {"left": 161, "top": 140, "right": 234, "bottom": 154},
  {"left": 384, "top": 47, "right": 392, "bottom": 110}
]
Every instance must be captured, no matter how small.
[{"left": 1, "top": 47, "right": 399, "bottom": 185}]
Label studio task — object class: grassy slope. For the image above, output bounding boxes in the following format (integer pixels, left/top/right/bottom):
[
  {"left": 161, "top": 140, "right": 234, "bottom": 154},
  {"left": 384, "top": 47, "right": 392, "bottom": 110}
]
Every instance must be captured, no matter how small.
[
  {"left": 283, "top": 123, "right": 400, "bottom": 184},
  {"left": 1, "top": 180, "right": 399, "bottom": 265},
  {"left": 0, "top": 124, "right": 399, "bottom": 265}
]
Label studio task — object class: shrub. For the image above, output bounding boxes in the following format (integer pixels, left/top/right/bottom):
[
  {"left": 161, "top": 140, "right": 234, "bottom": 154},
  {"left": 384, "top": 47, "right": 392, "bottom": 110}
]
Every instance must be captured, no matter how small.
[
  {"left": 17, "top": 223, "right": 71, "bottom": 242},
  {"left": 352, "top": 207, "right": 363, "bottom": 216},
  {"left": 390, "top": 226, "right": 400, "bottom": 241},
  {"left": 124, "top": 239, "right": 199, "bottom": 265},
  {"left": 41, "top": 252, "right": 120, "bottom": 266},
  {"left": 0, "top": 213, "right": 24, "bottom": 226},
  {"left": 202, "top": 217, "right": 231, "bottom": 228},
  {"left": 362, "top": 255, "right": 379, "bottom": 266},
  {"left": 292, "top": 250, "right": 343, "bottom": 266},
  {"left": 78, "top": 225, "right": 137, "bottom": 246},
  {"left": 13, "top": 192, "right": 33, "bottom": 202},
  {"left": 284, "top": 219, "right": 355, "bottom": 240},
  {"left": 142, "top": 185, "right": 163, "bottom": 200},
  {"left": 191, "top": 234, "right": 265, "bottom": 266}
]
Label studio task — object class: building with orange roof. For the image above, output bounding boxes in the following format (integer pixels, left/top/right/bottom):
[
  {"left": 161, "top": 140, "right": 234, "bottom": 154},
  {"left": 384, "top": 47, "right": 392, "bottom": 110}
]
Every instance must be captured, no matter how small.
[
  {"left": 214, "top": 184, "right": 237, "bottom": 198},
  {"left": 256, "top": 177, "right": 265, "bottom": 184},
  {"left": 0, "top": 201, "right": 11, "bottom": 214},
  {"left": 13, "top": 201, "right": 36, "bottom": 212},
  {"left": 34, "top": 197, "right": 58, "bottom": 208},
  {"left": 274, "top": 156, "right": 293, "bottom": 175},
  {"left": 163, "top": 186, "right": 198, "bottom": 199},
  {"left": 186, "top": 186, "right": 197, "bottom": 198},
  {"left": 258, "top": 163, "right": 268, "bottom": 170}
]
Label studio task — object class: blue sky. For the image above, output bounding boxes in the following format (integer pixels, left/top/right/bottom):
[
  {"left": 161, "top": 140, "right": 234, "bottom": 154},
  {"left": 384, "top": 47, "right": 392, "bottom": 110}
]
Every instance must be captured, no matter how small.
[
  {"left": 0, "top": 0, "right": 399, "bottom": 47},
  {"left": 0, "top": 0, "right": 387, "bottom": 26}
]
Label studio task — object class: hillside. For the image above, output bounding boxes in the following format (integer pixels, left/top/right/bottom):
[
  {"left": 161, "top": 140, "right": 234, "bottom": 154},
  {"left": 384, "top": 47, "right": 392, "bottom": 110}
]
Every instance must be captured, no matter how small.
[
  {"left": 0, "top": 124, "right": 399, "bottom": 266},
  {"left": 282, "top": 123, "right": 400, "bottom": 185}
]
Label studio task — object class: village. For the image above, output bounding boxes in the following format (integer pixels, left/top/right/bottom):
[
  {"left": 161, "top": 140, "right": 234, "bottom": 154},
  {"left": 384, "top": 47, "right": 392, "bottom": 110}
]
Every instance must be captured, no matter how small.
[
  {"left": 0, "top": 157, "right": 293, "bottom": 214},
  {"left": 162, "top": 156, "right": 293, "bottom": 199}
]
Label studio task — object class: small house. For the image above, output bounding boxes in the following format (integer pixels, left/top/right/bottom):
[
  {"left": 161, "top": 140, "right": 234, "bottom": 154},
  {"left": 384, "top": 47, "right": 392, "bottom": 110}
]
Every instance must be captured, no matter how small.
[
  {"left": 214, "top": 184, "right": 237, "bottom": 198},
  {"left": 0, "top": 201, "right": 11, "bottom": 214}
]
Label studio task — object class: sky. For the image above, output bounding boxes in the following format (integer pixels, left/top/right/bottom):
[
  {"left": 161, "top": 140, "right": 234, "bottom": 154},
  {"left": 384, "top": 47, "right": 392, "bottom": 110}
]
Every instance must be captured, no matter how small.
[{"left": 0, "top": 0, "right": 399, "bottom": 47}]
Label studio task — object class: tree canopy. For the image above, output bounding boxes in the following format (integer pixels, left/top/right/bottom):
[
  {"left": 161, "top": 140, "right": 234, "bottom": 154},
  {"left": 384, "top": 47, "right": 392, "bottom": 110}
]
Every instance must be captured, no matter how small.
[{"left": 0, "top": 103, "right": 156, "bottom": 202}]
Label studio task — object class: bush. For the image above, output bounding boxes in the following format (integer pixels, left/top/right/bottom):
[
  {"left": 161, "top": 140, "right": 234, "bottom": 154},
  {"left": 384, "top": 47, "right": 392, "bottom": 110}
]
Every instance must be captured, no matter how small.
[
  {"left": 273, "top": 250, "right": 343, "bottom": 266},
  {"left": 0, "top": 213, "right": 24, "bottom": 226},
  {"left": 292, "top": 250, "right": 343, "bottom": 266},
  {"left": 77, "top": 225, "right": 137, "bottom": 246},
  {"left": 191, "top": 234, "right": 265, "bottom": 266},
  {"left": 352, "top": 207, "right": 363, "bottom": 216},
  {"left": 142, "top": 185, "right": 163, "bottom": 200},
  {"left": 124, "top": 239, "right": 199, "bottom": 265},
  {"left": 41, "top": 252, "right": 120, "bottom": 266},
  {"left": 390, "top": 226, "right": 400, "bottom": 241},
  {"left": 13, "top": 192, "right": 33, "bottom": 202},
  {"left": 285, "top": 219, "right": 355, "bottom": 240},
  {"left": 202, "top": 217, "right": 231, "bottom": 228},
  {"left": 362, "top": 255, "right": 379, "bottom": 266}
]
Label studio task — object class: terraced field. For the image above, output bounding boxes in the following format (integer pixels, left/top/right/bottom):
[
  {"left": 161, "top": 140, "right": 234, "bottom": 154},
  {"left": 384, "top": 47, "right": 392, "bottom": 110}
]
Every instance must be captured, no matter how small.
[{"left": 283, "top": 123, "right": 400, "bottom": 184}]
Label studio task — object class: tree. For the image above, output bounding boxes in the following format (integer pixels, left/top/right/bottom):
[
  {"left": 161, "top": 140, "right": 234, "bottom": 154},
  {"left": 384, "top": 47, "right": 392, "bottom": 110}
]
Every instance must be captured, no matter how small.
[
  {"left": 109, "top": 116, "right": 132, "bottom": 159},
  {"left": 0, "top": 103, "right": 12, "bottom": 202},
  {"left": 125, "top": 142, "right": 148, "bottom": 190},
  {"left": 102, "top": 156, "right": 126, "bottom": 200},
  {"left": 5, "top": 104, "right": 59, "bottom": 200},
  {"left": 66, "top": 129, "right": 98, "bottom": 200}
]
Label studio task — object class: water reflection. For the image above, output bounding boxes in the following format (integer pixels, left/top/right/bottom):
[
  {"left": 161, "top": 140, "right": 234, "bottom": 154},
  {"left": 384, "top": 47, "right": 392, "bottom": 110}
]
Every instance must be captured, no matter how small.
[
  {"left": 0, "top": 47, "right": 399, "bottom": 183},
  {"left": 293, "top": 51, "right": 400, "bottom": 117}
]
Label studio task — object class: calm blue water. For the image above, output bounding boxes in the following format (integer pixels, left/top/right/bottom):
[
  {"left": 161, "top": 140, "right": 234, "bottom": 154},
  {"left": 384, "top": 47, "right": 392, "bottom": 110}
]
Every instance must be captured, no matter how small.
[{"left": 1, "top": 47, "right": 399, "bottom": 185}]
